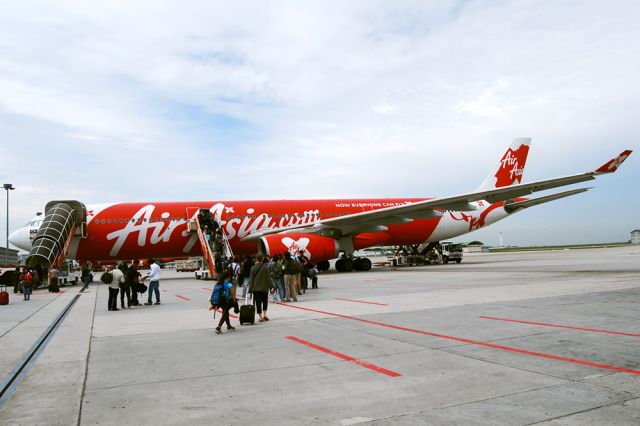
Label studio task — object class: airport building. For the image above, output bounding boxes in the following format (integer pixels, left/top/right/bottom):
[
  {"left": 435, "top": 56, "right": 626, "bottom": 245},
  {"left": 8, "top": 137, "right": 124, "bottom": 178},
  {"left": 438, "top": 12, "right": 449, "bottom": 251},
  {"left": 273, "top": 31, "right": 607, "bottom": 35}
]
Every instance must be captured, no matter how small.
[
  {"left": 632, "top": 229, "right": 640, "bottom": 244},
  {"left": 0, "top": 246, "right": 19, "bottom": 266}
]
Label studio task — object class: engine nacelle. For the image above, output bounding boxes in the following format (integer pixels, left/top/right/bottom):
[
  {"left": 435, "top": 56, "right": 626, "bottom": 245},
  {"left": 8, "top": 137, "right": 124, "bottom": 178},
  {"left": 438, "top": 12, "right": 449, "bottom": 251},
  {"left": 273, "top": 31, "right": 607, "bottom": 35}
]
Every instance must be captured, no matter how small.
[{"left": 259, "top": 233, "right": 340, "bottom": 261}]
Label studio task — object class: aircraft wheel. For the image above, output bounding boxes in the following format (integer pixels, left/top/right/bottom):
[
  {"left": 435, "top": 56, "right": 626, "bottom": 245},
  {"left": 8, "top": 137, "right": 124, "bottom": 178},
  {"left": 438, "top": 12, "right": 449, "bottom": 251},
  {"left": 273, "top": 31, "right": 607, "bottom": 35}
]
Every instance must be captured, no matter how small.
[
  {"left": 335, "top": 258, "right": 345, "bottom": 272},
  {"left": 353, "top": 258, "right": 363, "bottom": 270},
  {"left": 443, "top": 256, "right": 449, "bottom": 264},
  {"left": 342, "top": 259, "right": 354, "bottom": 272},
  {"left": 316, "top": 261, "right": 330, "bottom": 271},
  {"left": 358, "top": 258, "right": 372, "bottom": 271},
  {"left": 353, "top": 258, "right": 372, "bottom": 270},
  {"left": 456, "top": 259, "right": 462, "bottom": 264}
]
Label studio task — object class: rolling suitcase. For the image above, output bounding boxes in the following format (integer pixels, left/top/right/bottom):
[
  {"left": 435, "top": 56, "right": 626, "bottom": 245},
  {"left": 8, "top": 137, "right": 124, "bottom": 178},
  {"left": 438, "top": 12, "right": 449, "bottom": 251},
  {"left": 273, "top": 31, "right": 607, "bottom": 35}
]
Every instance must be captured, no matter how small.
[
  {"left": 239, "top": 294, "right": 255, "bottom": 325},
  {"left": 0, "top": 284, "right": 9, "bottom": 305}
]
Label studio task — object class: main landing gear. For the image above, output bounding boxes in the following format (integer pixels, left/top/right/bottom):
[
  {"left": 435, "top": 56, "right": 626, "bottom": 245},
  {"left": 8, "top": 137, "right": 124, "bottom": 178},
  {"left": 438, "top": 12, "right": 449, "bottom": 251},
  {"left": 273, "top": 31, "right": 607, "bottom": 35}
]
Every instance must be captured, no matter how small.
[{"left": 335, "top": 256, "right": 372, "bottom": 272}]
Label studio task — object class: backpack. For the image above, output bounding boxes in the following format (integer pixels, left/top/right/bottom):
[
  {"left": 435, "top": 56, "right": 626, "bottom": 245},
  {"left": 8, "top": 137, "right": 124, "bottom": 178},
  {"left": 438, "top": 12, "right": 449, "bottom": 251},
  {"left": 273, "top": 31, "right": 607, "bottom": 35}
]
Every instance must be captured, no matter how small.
[
  {"left": 211, "top": 282, "right": 229, "bottom": 308},
  {"left": 101, "top": 272, "right": 113, "bottom": 284},
  {"left": 242, "top": 259, "right": 253, "bottom": 277},
  {"left": 270, "top": 262, "right": 283, "bottom": 280},
  {"left": 284, "top": 259, "right": 299, "bottom": 275}
]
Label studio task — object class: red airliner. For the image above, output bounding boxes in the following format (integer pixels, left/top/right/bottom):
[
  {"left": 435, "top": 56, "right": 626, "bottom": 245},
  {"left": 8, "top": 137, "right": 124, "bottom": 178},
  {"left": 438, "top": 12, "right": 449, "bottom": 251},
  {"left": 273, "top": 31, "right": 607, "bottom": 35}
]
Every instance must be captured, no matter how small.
[{"left": 9, "top": 139, "right": 632, "bottom": 271}]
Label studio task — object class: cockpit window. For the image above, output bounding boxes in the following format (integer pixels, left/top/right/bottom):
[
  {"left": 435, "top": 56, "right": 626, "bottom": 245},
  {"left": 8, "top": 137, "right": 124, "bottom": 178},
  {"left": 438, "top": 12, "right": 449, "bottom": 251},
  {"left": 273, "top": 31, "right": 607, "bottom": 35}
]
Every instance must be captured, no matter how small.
[{"left": 24, "top": 219, "right": 44, "bottom": 227}]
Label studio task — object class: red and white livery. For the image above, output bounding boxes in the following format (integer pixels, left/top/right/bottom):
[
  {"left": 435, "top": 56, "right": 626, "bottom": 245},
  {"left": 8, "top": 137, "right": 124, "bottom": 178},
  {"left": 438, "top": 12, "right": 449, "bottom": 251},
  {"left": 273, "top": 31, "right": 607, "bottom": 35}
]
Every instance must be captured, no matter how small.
[{"left": 9, "top": 139, "right": 632, "bottom": 271}]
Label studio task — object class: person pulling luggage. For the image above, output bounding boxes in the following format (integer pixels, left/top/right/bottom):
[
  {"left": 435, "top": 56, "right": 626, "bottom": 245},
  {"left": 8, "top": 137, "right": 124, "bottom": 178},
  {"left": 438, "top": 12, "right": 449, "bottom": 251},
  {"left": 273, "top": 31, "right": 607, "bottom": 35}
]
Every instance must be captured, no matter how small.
[{"left": 248, "top": 254, "right": 275, "bottom": 322}]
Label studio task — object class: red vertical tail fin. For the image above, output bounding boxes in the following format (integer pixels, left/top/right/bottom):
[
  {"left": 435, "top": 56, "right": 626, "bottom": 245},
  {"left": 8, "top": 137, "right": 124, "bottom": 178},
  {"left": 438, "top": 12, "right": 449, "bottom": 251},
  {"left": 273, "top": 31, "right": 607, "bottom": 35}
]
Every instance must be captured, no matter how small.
[{"left": 476, "top": 138, "right": 531, "bottom": 191}]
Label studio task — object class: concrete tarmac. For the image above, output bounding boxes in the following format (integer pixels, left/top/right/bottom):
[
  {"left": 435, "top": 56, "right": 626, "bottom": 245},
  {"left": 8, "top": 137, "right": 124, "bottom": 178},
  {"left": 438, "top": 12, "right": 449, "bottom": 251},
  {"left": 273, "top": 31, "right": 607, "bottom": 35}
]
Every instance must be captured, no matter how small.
[{"left": 0, "top": 246, "right": 639, "bottom": 425}]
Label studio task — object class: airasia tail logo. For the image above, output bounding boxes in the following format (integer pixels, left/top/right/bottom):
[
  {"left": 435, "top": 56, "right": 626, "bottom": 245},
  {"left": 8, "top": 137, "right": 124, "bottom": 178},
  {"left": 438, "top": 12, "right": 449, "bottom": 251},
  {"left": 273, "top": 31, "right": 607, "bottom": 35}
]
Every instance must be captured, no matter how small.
[{"left": 495, "top": 144, "right": 529, "bottom": 187}]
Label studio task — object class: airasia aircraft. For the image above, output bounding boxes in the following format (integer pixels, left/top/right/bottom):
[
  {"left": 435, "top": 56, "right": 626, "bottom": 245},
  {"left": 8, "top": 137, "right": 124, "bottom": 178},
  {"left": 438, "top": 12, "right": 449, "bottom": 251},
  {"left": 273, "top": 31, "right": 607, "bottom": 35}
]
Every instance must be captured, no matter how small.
[{"left": 9, "top": 139, "right": 632, "bottom": 271}]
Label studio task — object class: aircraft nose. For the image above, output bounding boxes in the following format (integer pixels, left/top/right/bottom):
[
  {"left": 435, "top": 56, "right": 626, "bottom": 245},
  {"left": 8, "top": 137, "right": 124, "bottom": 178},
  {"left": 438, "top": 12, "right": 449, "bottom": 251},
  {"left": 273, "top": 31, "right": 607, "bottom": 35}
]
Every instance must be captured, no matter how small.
[{"left": 8, "top": 227, "right": 32, "bottom": 251}]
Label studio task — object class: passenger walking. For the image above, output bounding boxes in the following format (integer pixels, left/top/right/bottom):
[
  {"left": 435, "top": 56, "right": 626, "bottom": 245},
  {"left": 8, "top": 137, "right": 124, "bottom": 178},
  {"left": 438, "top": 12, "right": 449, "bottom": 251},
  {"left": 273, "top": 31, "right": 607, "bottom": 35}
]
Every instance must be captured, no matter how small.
[
  {"left": 108, "top": 266, "right": 124, "bottom": 311},
  {"left": 241, "top": 255, "right": 253, "bottom": 298},
  {"left": 119, "top": 264, "right": 131, "bottom": 309},
  {"left": 49, "top": 266, "right": 59, "bottom": 292},
  {"left": 269, "top": 254, "right": 284, "bottom": 302},
  {"left": 267, "top": 256, "right": 280, "bottom": 303},
  {"left": 81, "top": 264, "right": 92, "bottom": 290},
  {"left": 282, "top": 251, "right": 298, "bottom": 302},
  {"left": 309, "top": 263, "right": 319, "bottom": 289},
  {"left": 127, "top": 260, "right": 142, "bottom": 306},
  {"left": 248, "top": 254, "right": 274, "bottom": 322},
  {"left": 293, "top": 252, "right": 305, "bottom": 295},
  {"left": 144, "top": 258, "right": 161, "bottom": 305},
  {"left": 297, "top": 252, "right": 310, "bottom": 294},
  {"left": 21, "top": 269, "right": 33, "bottom": 300},
  {"left": 213, "top": 270, "right": 236, "bottom": 334},
  {"left": 11, "top": 267, "right": 20, "bottom": 294}
]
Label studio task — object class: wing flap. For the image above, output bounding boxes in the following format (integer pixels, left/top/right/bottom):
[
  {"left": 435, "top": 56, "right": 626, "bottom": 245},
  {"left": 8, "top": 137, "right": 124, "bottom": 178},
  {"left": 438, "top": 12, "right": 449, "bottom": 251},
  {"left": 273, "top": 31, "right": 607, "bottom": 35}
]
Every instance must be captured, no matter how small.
[{"left": 504, "top": 188, "right": 591, "bottom": 214}]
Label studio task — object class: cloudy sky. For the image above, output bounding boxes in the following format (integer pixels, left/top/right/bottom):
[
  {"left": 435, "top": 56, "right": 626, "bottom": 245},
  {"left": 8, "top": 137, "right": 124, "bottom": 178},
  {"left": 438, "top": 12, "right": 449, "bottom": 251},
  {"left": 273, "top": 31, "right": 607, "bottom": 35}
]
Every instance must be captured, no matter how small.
[{"left": 0, "top": 0, "right": 638, "bottom": 248}]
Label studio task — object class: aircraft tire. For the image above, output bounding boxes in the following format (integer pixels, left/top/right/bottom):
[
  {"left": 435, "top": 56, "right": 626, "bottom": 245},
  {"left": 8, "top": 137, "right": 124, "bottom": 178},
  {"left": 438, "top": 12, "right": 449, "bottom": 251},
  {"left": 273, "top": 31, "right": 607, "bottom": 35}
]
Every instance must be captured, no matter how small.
[
  {"left": 354, "top": 257, "right": 372, "bottom": 271},
  {"left": 335, "top": 258, "right": 345, "bottom": 272},
  {"left": 342, "top": 259, "right": 354, "bottom": 272},
  {"left": 456, "top": 259, "right": 462, "bottom": 264},
  {"left": 316, "top": 261, "right": 330, "bottom": 271}
]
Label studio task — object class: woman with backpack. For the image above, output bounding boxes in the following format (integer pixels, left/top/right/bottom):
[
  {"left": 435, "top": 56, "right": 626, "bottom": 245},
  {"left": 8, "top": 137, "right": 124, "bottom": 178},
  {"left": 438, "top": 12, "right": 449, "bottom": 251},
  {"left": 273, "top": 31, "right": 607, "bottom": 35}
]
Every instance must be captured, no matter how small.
[{"left": 212, "top": 270, "right": 236, "bottom": 335}]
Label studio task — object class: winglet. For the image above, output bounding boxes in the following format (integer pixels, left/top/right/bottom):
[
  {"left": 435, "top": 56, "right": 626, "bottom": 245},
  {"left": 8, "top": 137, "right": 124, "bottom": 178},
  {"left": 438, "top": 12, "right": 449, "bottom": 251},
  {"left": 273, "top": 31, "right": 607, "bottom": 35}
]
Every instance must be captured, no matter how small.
[{"left": 594, "top": 150, "right": 633, "bottom": 174}]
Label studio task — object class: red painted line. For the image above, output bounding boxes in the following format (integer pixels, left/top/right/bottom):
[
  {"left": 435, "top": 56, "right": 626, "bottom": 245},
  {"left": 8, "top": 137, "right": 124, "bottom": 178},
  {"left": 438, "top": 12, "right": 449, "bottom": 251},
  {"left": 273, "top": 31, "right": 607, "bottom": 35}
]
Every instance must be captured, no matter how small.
[
  {"left": 335, "top": 298, "right": 388, "bottom": 306},
  {"left": 162, "top": 289, "right": 168, "bottom": 293},
  {"left": 286, "top": 336, "right": 400, "bottom": 377},
  {"left": 216, "top": 308, "right": 239, "bottom": 319},
  {"left": 479, "top": 316, "right": 640, "bottom": 337},
  {"left": 279, "top": 304, "right": 640, "bottom": 376},
  {"left": 175, "top": 294, "right": 191, "bottom": 301}
]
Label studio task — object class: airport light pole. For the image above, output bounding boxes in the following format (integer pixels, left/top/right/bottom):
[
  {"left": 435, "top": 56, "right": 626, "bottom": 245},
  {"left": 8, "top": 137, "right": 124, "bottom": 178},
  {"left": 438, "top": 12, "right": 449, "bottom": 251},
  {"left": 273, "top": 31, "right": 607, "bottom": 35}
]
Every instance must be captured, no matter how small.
[{"left": 4, "top": 184, "right": 15, "bottom": 265}]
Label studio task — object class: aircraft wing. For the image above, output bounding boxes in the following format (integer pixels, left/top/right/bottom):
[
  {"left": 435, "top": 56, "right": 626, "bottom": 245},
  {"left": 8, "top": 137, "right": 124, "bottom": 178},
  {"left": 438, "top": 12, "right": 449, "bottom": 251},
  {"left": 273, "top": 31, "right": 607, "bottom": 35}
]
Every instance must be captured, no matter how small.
[{"left": 241, "top": 150, "right": 632, "bottom": 241}]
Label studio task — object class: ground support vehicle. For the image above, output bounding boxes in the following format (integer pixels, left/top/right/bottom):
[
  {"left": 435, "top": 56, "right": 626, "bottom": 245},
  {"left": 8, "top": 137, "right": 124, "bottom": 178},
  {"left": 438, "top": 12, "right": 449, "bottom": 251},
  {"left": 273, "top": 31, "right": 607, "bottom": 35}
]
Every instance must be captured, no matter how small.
[
  {"left": 176, "top": 258, "right": 200, "bottom": 272},
  {"left": 440, "top": 242, "right": 463, "bottom": 263}
]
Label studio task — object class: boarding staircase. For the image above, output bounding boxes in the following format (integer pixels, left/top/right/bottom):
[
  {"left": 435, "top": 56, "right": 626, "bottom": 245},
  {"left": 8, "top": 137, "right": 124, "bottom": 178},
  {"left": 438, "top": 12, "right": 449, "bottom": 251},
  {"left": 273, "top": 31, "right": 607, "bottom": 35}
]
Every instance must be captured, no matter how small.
[
  {"left": 186, "top": 208, "right": 234, "bottom": 279},
  {"left": 26, "top": 201, "right": 87, "bottom": 269}
]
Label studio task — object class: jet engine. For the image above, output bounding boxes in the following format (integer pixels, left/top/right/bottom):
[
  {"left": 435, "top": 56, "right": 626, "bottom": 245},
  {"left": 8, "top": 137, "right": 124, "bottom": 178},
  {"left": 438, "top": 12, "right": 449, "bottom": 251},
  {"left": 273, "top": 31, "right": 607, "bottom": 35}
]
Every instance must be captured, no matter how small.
[{"left": 258, "top": 233, "right": 339, "bottom": 261}]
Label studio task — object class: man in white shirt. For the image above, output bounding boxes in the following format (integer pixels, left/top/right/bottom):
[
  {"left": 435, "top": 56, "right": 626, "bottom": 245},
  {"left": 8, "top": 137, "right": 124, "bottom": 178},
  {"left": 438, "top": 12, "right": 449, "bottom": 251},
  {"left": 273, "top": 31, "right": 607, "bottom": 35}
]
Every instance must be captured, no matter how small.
[
  {"left": 109, "top": 266, "right": 125, "bottom": 311},
  {"left": 145, "top": 259, "right": 161, "bottom": 305}
]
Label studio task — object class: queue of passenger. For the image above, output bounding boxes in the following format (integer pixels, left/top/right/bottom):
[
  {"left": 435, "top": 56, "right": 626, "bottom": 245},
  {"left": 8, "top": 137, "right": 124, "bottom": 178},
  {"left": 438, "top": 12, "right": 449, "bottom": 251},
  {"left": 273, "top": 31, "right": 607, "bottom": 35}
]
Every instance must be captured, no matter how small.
[
  {"left": 15, "top": 265, "right": 74, "bottom": 298},
  {"left": 210, "top": 251, "right": 320, "bottom": 334},
  {"left": 104, "top": 258, "right": 159, "bottom": 311},
  {"left": 97, "top": 251, "right": 320, "bottom": 334},
  {"left": 197, "top": 211, "right": 224, "bottom": 257}
]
